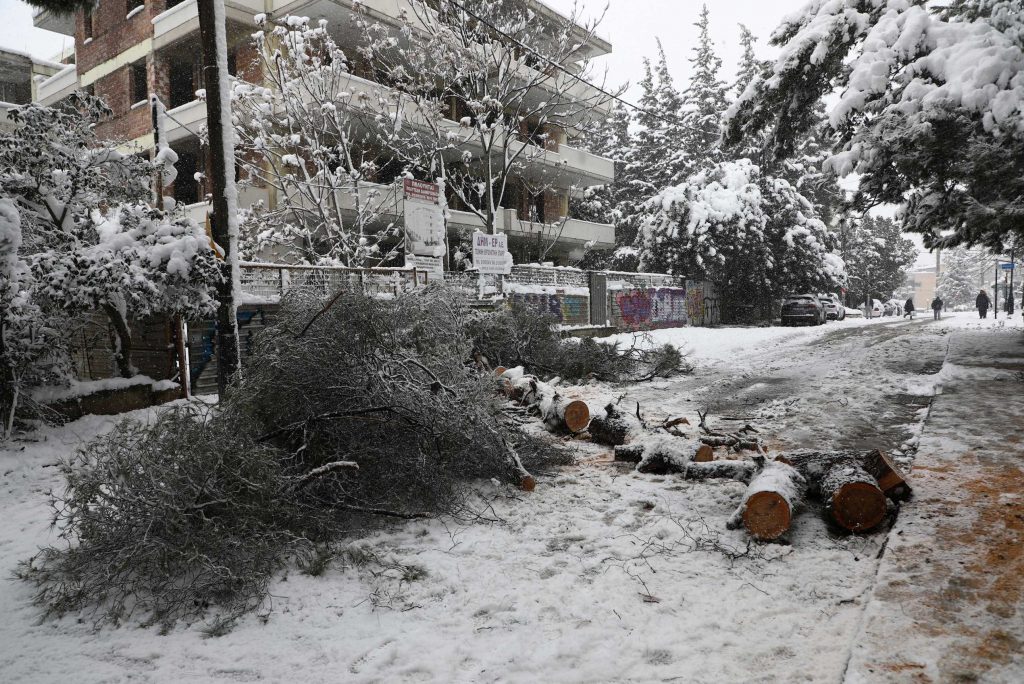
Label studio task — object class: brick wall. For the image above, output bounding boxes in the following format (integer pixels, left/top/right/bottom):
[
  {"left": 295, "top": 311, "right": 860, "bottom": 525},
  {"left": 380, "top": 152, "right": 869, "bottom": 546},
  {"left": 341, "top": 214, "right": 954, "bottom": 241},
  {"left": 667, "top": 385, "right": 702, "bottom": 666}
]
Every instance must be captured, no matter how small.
[
  {"left": 76, "top": 0, "right": 165, "bottom": 75},
  {"left": 93, "top": 65, "right": 152, "bottom": 140}
]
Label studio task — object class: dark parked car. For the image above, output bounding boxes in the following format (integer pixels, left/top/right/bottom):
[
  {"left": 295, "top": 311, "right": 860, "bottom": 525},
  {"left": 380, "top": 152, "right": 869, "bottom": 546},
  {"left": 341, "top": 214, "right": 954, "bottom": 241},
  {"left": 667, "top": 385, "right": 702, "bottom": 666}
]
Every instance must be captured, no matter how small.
[{"left": 782, "top": 294, "right": 826, "bottom": 326}]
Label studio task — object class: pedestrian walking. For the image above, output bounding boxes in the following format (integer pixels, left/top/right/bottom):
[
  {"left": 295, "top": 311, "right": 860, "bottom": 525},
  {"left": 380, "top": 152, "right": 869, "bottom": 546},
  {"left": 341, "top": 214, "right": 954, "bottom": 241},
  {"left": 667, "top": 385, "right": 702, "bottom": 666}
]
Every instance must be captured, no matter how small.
[
  {"left": 931, "top": 295, "right": 943, "bottom": 320},
  {"left": 904, "top": 297, "right": 915, "bottom": 319},
  {"left": 976, "top": 289, "right": 990, "bottom": 319}
]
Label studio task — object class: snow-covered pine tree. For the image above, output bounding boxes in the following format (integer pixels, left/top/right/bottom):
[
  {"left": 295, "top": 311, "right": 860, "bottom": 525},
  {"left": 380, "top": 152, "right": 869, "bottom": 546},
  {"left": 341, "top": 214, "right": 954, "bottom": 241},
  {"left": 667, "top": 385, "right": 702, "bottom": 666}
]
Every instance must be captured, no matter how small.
[
  {"left": 638, "top": 158, "right": 844, "bottom": 321},
  {"left": 733, "top": 25, "right": 768, "bottom": 101},
  {"left": 937, "top": 247, "right": 984, "bottom": 308},
  {"left": 836, "top": 215, "right": 916, "bottom": 307},
  {"left": 680, "top": 5, "right": 729, "bottom": 173},
  {"left": 0, "top": 96, "right": 219, "bottom": 379},
  {"left": 724, "top": 0, "right": 1024, "bottom": 251}
]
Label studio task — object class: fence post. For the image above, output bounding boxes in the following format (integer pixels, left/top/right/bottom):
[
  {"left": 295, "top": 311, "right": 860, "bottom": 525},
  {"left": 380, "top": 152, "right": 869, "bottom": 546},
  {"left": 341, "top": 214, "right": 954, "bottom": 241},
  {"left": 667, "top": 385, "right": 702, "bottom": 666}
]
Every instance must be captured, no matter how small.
[{"left": 279, "top": 267, "right": 290, "bottom": 298}]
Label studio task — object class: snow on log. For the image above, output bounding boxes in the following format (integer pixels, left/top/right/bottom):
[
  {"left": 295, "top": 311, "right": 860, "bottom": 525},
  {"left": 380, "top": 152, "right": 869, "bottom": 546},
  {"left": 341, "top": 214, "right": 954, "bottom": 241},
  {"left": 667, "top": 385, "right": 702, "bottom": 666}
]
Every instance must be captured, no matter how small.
[
  {"left": 699, "top": 435, "right": 760, "bottom": 450},
  {"left": 819, "top": 460, "right": 888, "bottom": 532},
  {"left": 498, "top": 367, "right": 589, "bottom": 433},
  {"left": 781, "top": 449, "right": 911, "bottom": 502},
  {"left": 682, "top": 459, "right": 758, "bottom": 483},
  {"left": 627, "top": 436, "right": 707, "bottom": 474},
  {"left": 588, "top": 402, "right": 644, "bottom": 446},
  {"left": 613, "top": 443, "right": 645, "bottom": 463},
  {"left": 727, "top": 460, "right": 806, "bottom": 541}
]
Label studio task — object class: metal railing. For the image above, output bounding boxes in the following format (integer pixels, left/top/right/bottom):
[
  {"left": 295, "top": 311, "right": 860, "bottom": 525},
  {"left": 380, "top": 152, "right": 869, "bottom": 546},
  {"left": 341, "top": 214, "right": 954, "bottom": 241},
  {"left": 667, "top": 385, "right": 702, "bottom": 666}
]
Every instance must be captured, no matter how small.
[{"left": 239, "top": 262, "right": 431, "bottom": 300}]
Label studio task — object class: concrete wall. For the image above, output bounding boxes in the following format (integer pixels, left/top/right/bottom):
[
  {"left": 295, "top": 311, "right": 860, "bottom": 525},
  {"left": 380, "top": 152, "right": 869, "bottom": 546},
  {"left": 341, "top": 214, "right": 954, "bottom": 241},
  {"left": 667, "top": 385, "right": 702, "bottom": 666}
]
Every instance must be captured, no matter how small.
[
  {"left": 508, "top": 293, "right": 590, "bottom": 326},
  {"left": 608, "top": 281, "right": 720, "bottom": 330}
]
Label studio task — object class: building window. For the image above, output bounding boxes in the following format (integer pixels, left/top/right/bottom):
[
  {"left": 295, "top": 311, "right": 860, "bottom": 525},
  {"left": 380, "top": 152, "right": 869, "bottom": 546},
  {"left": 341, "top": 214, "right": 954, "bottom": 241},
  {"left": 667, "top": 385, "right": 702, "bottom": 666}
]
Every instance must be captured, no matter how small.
[
  {"left": 83, "top": 10, "right": 93, "bottom": 39},
  {"left": 126, "top": 0, "right": 145, "bottom": 16},
  {"left": 168, "top": 57, "right": 197, "bottom": 109},
  {"left": 131, "top": 61, "right": 148, "bottom": 105}
]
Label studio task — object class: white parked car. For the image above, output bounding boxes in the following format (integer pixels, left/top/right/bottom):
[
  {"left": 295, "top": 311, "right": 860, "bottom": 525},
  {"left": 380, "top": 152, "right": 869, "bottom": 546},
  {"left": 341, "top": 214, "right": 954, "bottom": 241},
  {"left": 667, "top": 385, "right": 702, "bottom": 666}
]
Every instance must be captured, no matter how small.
[
  {"left": 844, "top": 307, "right": 864, "bottom": 318},
  {"left": 818, "top": 293, "right": 845, "bottom": 320}
]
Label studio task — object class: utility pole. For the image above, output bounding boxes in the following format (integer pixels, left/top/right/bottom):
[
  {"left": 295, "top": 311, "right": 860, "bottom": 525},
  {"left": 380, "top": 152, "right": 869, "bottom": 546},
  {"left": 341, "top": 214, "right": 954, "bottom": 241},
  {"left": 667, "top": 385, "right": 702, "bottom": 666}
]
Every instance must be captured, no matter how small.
[{"left": 197, "top": 0, "right": 240, "bottom": 397}]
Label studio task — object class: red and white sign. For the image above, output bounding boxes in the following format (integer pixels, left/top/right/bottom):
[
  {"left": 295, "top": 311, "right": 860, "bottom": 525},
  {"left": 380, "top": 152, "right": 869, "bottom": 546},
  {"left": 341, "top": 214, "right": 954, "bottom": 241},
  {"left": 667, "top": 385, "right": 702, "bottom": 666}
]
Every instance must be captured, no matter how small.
[
  {"left": 473, "top": 231, "right": 512, "bottom": 275},
  {"left": 403, "top": 178, "right": 440, "bottom": 205}
]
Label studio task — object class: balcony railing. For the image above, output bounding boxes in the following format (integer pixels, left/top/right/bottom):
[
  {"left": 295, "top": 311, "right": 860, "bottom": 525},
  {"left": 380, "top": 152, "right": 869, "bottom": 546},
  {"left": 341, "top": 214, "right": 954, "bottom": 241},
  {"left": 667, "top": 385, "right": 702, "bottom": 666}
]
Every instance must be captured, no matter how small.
[{"left": 239, "top": 261, "right": 432, "bottom": 301}]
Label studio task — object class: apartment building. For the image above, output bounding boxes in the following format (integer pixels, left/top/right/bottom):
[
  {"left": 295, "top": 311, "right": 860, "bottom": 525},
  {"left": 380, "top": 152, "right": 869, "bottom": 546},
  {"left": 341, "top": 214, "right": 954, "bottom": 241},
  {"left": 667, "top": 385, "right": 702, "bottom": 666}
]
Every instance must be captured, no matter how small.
[
  {"left": 33, "top": 0, "right": 616, "bottom": 265},
  {"left": 0, "top": 47, "right": 63, "bottom": 130}
]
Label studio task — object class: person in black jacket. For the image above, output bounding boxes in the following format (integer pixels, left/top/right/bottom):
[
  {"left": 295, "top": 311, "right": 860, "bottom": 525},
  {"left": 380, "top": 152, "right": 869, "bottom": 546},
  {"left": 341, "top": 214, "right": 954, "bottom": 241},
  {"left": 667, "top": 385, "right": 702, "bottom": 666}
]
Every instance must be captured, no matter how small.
[
  {"left": 976, "top": 289, "right": 990, "bottom": 319},
  {"left": 931, "top": 296, "right": 943, "bottom": 320},
  {"left": 903, "top": 297, "right": 915, "bottom": 319}
]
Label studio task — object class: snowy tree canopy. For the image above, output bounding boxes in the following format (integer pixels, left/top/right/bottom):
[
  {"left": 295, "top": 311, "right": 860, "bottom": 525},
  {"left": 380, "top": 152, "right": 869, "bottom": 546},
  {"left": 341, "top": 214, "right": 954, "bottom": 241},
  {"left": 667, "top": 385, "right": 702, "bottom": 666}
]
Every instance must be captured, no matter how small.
[
  {"left": 936, "top": 247, "right": 986, "bottom": 307},
  {"left": 638, "top": 158, "right": 845, "bottom": 319},
  {"left": 835, "top": 214, "right": 917, "bottom": 306},
  {"left": 723, "top": 0, "right": 1024, "bottom": 250},
  {"left": 1, "top": 96, "right": 219, "bottom": 379}
]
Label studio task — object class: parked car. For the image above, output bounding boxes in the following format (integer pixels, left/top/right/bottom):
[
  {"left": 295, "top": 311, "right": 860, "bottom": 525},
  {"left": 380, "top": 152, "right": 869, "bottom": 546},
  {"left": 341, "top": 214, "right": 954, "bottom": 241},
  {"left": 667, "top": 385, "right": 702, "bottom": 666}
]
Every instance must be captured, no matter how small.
[
  {"left": 818, "top": 293, "right": 845, "bottom": 320},
  {"left": 882, "top": 299, "right": 903, "bottom": 316},
  {"left": 863, "top": 299, "right": 884, "bottom": 317},
  {"left": 782, "top": 294, "right": 826, "bottom": 326},
  {"left": 844, "top": 306, "right": 864, "bottom": 318}
]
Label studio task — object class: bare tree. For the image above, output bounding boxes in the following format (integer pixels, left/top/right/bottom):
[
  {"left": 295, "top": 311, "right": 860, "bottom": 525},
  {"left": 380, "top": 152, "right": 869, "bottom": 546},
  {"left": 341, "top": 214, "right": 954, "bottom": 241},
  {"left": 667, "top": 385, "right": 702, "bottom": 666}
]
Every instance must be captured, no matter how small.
[
  {"left": 354, "top": 0, "right": 614, "bottom": 237},
  {"left": 232, "top": 16, "right": 403, "bottom": 267}
]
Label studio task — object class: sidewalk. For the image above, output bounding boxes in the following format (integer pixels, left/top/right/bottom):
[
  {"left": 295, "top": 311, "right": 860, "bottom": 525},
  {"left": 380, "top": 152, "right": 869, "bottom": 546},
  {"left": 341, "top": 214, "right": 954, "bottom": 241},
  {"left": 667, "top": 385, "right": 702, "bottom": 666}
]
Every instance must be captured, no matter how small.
[{"left": 846, "top": 324, "right": 1024, "bottom": 682}]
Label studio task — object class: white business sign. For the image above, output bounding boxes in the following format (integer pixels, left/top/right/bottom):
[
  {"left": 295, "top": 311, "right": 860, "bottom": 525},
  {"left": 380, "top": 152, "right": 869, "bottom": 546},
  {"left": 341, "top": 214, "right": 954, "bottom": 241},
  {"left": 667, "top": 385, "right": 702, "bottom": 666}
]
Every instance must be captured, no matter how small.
[
  {"left": 473, "top": 231, "right": 512, "bottom": 275},
  {"left": 403, "top": 179, "right": 446, "bottom": 258}
]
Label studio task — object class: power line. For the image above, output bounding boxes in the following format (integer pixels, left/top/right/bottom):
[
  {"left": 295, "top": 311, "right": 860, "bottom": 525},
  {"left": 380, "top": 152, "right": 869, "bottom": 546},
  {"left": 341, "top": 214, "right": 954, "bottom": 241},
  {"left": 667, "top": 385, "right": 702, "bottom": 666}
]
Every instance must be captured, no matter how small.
[{"left": 443, "top": 0, "right": 721, "bottom": 136}]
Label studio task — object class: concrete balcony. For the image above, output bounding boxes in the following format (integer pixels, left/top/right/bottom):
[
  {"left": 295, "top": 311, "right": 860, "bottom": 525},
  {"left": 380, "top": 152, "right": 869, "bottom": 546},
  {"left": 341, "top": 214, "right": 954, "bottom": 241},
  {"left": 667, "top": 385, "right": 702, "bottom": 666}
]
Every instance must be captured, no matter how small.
[
  {"left": 34, "top": 64, "right": 79, "bottom": 106},
  {"left": 164, "top": 98, "right": 207, "bottom": 143},
  {"left": 153, "top": 0, "right": 265, "bottom": 50},
  {"left": 32, "top": 7, "right": 76, "bottom": 36}
]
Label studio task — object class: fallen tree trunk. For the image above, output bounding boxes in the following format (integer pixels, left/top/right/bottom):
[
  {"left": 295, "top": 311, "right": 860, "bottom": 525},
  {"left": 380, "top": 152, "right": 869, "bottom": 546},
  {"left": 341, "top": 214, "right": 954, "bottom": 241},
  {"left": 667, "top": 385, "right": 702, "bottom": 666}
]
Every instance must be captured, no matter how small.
[
  {"left": 612, "top": 436, "right": 709, "bottom": 474},
  {"left": 682, "top": 460, "right": 758, "bottom": 483},
  {"left": 499, "top": 368, "right": 590, "bottom": 433},
  {"left": 727, "top": 460, "right": 806, "bottom": 541},
  {"left": 819, "top": 460, "right": 888, "bottom": 532},
  {"left": 699, "top": 435, "right": 760, "bottom": 451},
  {"left": 781, "top": 449, "right": 911, "bottom": 501},
  {"left": 589, "top": 402, "right": 644, "bottom": 446}
]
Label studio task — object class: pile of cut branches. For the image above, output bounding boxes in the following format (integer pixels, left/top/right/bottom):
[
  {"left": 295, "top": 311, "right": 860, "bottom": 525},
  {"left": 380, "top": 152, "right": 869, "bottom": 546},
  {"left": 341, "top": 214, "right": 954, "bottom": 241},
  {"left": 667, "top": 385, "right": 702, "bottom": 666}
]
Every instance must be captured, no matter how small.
[
  {"left": 19, "top": 288, "right": 567, "bottom": 629},
  {"left": 468, "top": 302, "right": 689, "bottom": 382}
]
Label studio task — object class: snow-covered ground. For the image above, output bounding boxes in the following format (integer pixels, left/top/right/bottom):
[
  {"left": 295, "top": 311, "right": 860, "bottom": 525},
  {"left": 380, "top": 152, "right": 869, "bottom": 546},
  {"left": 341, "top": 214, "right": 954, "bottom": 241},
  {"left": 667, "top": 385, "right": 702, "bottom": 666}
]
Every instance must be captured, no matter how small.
[{"left": 0, "top": 312, "right": 1019, "bottom": 682}]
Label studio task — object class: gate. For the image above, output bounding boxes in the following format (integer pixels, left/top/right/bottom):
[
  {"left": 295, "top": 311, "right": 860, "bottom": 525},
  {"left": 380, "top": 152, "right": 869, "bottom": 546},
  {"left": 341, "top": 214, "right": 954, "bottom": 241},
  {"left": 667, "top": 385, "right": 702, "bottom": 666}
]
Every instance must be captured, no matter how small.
[{"left": 589, "top": 272, "right": 608, "bottom": 326}]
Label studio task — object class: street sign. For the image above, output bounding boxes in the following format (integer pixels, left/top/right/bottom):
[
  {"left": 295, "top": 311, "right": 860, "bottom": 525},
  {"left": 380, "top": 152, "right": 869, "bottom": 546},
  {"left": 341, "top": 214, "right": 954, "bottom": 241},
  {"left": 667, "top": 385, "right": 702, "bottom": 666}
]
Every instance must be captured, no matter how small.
[
  {"left": 1000, "top": 262, "right": 1015, "bottom": 270},
  {"left": 473, "top": 231, "right": 512, "bottom": 275}
]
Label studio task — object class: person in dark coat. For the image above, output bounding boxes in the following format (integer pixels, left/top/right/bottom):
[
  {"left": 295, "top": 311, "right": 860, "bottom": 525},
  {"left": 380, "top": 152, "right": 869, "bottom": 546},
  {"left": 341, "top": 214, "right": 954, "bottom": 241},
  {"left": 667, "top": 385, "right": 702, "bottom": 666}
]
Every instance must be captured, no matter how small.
[
  {"left": 903, "top": 297, "right": 915, "bottom": 319},
  {"left": 931, "top": 295, "right": 943, "bottom": 320},
  {"left": 976, "top": 289, "right": 990, "bottom": 319}
]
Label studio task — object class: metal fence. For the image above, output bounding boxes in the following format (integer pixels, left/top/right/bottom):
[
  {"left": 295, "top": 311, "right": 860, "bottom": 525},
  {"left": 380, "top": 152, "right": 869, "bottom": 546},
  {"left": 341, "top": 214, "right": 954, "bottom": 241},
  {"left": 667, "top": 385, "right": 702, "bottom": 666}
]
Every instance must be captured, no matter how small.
[{"left": 239, "top": 262, "right": 431, "bottom": 300}]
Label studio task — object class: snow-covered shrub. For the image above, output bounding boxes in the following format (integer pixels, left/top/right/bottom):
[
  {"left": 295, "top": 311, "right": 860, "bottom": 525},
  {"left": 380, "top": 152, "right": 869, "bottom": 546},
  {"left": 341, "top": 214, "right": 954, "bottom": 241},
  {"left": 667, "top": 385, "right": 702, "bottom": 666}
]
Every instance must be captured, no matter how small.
[
  {"left": 468, "top": 302, "right": 688, "bottom": 382},
  {"left": 0, "top": 96, "right": 219, "bottom": 379}
]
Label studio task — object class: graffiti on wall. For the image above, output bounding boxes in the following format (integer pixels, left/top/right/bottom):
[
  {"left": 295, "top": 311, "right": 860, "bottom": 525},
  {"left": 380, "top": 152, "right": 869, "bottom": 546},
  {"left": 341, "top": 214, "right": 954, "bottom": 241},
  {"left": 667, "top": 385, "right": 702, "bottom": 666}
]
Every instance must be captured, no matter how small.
[
  {"left": 684, "top": 280, "right": 720, "bottom": 326},
  {"left": 614, "top": 287, "right": 689, "bottom": 330},
  {"left": 509, "top": 293, "right": 589, "bottom": 325}
]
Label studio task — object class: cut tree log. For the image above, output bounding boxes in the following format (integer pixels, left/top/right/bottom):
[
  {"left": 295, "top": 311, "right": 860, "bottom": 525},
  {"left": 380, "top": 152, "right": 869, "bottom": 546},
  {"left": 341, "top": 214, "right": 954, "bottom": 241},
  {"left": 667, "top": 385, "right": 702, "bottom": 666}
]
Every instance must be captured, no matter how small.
[
  {"left": 626, "top": 436, "right": 714, "bottom": 474},
  {"left": 693, "top": 444, "right": 715, "bottom": 462},
  {"left": 498, "top": 368, "right": 590, "bottom": 433},
  {"left": 819, "top": 460, "right": 888, "bottom": 532},
  {"left": 682, "top": 459, "right": 757, "bottom": 483},
  {"left": 699, "top": 435, "right": 760, "bottom": 451},
  {"left": 589, "top": 402, "right": 645, "bottom": 446},
  {"left": 727, "top": 459, "right": 806, "bottom": 541},
  {"left": 781, "top": 449, "right": 911, "bottom": 501},
  {"left": 860, "top": 449, "right": 912, "bottom": 501}
]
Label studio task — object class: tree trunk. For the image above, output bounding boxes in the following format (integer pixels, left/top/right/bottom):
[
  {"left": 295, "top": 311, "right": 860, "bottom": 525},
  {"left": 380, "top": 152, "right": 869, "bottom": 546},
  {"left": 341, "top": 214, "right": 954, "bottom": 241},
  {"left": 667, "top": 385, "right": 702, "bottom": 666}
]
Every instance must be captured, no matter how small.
[
  {"left": 819, "top": 460, "right": 888, "bottom": 532},
  {"left": 198, "top": 0, "right": 240, "bottom": 397},
  {"left": 727, "top": 460, "right": 806, "bottom": 541},
  {"left": 500, "top": 369, "right": 590, "bottom": 433},
  {"left": 102, "top": 303, "right": 134, "bottom": 378}
]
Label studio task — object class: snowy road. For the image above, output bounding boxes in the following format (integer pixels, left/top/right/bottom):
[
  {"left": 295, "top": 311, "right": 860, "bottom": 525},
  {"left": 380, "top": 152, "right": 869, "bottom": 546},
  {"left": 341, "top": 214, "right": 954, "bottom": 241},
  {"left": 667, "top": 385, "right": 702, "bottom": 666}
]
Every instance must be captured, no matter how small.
[{"left": 0, "top": 313, "right": 1019, "bottom": 683}]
